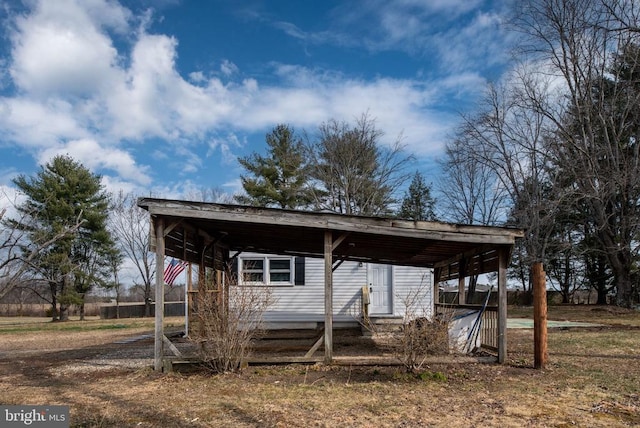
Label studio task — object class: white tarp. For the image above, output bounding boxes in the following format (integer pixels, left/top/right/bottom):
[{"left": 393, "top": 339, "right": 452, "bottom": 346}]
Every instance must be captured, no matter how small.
[{"left": 448, "top": 310, "right": 481, "bottom": 353}]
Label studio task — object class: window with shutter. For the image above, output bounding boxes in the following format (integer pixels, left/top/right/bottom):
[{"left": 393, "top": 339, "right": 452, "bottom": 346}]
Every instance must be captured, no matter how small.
[{"left": 237, "top": 255, "right": 296, "bottom": 286}]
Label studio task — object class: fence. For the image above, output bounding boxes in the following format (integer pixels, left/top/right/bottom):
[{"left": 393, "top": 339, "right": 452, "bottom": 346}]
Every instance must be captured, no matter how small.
[
  {"left": 100, "top": 302, "right": 185, "bottom": 319},
  {"left": 435, "top": 303, "right": 498, "bottom": 352}
]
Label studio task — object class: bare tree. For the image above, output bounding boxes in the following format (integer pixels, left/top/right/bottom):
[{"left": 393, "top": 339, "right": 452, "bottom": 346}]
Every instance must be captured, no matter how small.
[
  {"left": 437, "top": 135, "right": 508, "bottom": 226},
  {"left": 105, "top": 247, "right": 124, "bottom": 319},
  {"left": 457, "top": 79, "right": 560, "bottom": 297},
  {"left": 308, "top": 113, "right": 414, "bottom": 216},
  {"left": 437, "top": 132, "right": 510, "bottom": 303},
  {"left": 513, "top": 0, "right": 640, "bottom": 306},
  {"left": 109, "top": 191, "right": 155, "bottom": 316}
]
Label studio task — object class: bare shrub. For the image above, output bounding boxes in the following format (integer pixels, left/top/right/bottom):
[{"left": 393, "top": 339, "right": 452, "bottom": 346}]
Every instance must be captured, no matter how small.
[
  {"left": 394, "top": 276, "right": 452, "bottom": 373},
  {"left": 189, "top": 270, "right": 274, "bottom": 373}
]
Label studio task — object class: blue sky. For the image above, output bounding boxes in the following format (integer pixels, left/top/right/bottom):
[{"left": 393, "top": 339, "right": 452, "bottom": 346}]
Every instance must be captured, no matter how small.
[{"left": 0, "top": 0, "right": 515, "bottom": 203}]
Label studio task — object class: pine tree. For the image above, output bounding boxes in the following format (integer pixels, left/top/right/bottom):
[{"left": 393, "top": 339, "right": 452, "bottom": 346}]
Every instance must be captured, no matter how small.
[
  {"left": 236, "top": 124, "right": 312, "bottom": 209},
  {"left": 398, "top": 172, "right": 437, "bottom": 221},
  {"left": 12, "top": 155, "right": 116, "bottom": 320}
]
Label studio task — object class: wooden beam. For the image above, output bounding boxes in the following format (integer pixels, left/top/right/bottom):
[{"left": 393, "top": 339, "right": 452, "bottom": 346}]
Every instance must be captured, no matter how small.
[
  {"left": 163, "top": 220, "right": 182, "bottom": 237},
  {"left": 533, "top": 262, "right": 548, "bottom": 369},
  {"left": 433, "top": 244, "right": 496, "bottom": 269},
  {"left": 332, "top": 256, "right": 347, "bottom": 272},
  {"left": 324, "top": 231, "right": 333, "bottom": 364},
  {"left": 163, "top": 335, "right": 182, "bottom": 357},
  {"left": 304, "top": 330, "right": 325, "bottom": 358},
  {"left": 332, "top": 232, "right": 350, "bottom": 251},
  {"left": 497, "top": 246, "right": 508, "bottom": 364},
  {"left": 154, "top": 217, "right": 165, "bottom": 371},
  {"left": 145, "top": 204, "right": 522, "bottom": 245}
]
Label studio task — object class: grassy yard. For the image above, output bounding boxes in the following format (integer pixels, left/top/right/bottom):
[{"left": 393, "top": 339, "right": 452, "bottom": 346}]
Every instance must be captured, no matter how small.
[{"left": 0, "top": 307, "right": 638, "bottom": 427}]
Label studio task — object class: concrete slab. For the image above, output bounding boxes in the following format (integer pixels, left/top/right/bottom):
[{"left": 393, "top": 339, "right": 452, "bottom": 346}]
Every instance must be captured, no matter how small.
[{"left": 508, "top": 318, "right": 602, "bottom": 329}]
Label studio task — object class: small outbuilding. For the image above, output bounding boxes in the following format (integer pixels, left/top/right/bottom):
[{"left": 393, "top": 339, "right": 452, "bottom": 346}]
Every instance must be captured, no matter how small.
[{"left": 137, "top": 198, "right": 524, "bottom": 370}]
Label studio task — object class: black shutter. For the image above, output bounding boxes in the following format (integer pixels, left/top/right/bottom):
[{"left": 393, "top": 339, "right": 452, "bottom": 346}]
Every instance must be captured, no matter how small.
[
  {"left": 230, "top": 257, "right": 238, "bottom": 275},
  {"left": 294, "top": 257, "right": 305, "bottom": 285}
]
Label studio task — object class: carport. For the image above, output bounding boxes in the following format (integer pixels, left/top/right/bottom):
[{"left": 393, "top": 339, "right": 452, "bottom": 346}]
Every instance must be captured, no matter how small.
[{"left": 137, "top": 198, "right": 524, "bottom": 371}]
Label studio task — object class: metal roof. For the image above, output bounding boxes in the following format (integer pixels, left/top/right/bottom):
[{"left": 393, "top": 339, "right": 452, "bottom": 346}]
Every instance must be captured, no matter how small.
[{"left": 138, "top": 198, "right": 524, "bottom": 279}]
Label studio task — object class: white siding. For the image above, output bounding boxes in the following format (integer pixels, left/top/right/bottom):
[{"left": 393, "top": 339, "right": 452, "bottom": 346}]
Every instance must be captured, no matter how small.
[
  {"left": 392, "top": 265, "right": 433, "bottom": 320},
  {"left": 238, "top": 253, "right": 432, "bottom": 325},
  {"left": 260, "top": 257, "right": 367, "bottom": 323}
]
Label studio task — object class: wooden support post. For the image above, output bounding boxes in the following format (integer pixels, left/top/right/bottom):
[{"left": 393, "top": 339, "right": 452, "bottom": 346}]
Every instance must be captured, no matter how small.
[
  {"left": 185, "top": 262, "right": 191, "bottom": 337},
  {"left": 154, "top": 217, "right": 165, "bottom": 371},
  {"left": 433, "top": 268, "right": 441, "bottom": 310},
  {"left": 458, "top": 259, "right": 466, "bottom": 305},
  {"left": 324, "top": 231, "right": 333, "bottom": 364},
  {"left": 533, "top": 262, "right": 548, "bottom": 369},
  {"left": 497, "top": 247, "right": 508, "bottom": 364}
]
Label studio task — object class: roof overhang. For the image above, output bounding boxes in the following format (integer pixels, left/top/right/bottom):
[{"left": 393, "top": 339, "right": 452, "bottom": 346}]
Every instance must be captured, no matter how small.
[{"left": 138, "top": 198, "right": 524, "bottom": 279}]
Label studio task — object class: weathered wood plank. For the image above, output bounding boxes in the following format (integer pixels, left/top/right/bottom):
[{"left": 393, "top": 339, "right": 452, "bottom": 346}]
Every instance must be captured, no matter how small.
[
  {"left": 304, "top": 331, "right": 325, "bottom": 358},
  {"left": 324, "top": 231, "right": 333, "bottom": 364},
  {"left": 143, "top": 204, "right": 522, "bottom": 245},
  {"left": 163, "top": 335, "right": 182, "bottom": 357},
  {"left": 154, "top": 218, "right": 165, "bottom": 372},
  {"left": 497, "top": 247, "right": 508, "bottom": 364}
]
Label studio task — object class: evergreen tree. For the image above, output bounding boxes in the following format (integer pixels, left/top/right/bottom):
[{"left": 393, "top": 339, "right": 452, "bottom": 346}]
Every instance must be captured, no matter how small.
[
  {"left": 236, "top": 124, "right": 312, "bottom": 209},
  {"left": 398, "top": 172, "right": 436, "bottom": 221},
  {"left": 11, "top": 155, "right": 116, "bottom": 320}
]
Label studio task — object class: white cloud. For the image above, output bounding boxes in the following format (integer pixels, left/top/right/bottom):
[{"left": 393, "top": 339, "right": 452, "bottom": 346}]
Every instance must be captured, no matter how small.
[
  {"left": 100, "top": 175, "right": 140, "bottom": 196},
  {"left": 232, "top": 67, "right": 459, "bottom": 155},
  {"left": 220, "top": 59, "right": 238, "bottom": 77},
  {"left": 0, "top": 97, "right": 88, "bottom": 147},
  {"left": 208, "top": 133, "right": 246, "bottom": 165},
  {"left": 0, "top": 185, "right": 27, "bottom": 221},
  {"left": 189, "top": 71, "right": 206, "bottom": 83},
  {"left": 37, "top": 138, "right": 151, "bottom": 185},
  {"left": 10, "top": 0, "right": 126, "bottom": 97}
]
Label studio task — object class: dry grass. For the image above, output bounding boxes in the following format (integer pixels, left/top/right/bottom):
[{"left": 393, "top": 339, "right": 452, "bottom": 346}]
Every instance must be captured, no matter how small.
[
  {"left": 0, "top": 308, "right": 639, "bottom": 427},
  {"left": 509, "top": 304, "right": 640, "bottom": 326}
]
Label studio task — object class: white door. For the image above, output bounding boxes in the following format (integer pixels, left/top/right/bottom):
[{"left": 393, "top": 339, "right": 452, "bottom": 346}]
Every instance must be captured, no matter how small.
[{"left": 368, "top": 264, "right": 392, "bottom": 314}]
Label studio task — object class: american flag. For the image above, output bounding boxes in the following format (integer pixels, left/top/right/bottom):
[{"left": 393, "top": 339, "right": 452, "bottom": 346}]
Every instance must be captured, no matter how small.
[{"left": 163, "top": 258, "right": 187, "bottom": 286}]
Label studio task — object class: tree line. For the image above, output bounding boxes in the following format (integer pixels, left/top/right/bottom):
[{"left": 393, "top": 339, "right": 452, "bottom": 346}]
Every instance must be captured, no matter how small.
[
  {"left": 235, "top": 113, "right": 436, "bottom": 220},
  {"left": 436, "top": 0, "right": 640, "bottom": 307}
]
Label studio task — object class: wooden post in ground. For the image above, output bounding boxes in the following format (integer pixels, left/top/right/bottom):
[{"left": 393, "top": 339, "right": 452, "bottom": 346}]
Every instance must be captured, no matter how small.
[
  {"left": 533, "top": 262, "right": 548, "bottom": 369},
  {"left": 324, "top": 231, "right": 333, "bottom": 364},
  {"left": 154, "top": 217, "right": 165, "bottom": 371},
  {"left": 497, "top": 247, "right": 508, "bottom": 363}
]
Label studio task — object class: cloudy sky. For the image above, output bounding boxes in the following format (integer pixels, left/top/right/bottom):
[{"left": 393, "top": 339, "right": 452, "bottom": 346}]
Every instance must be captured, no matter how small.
[{"left": 0, "top": 0, "right": 515, "bottom": 201}]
